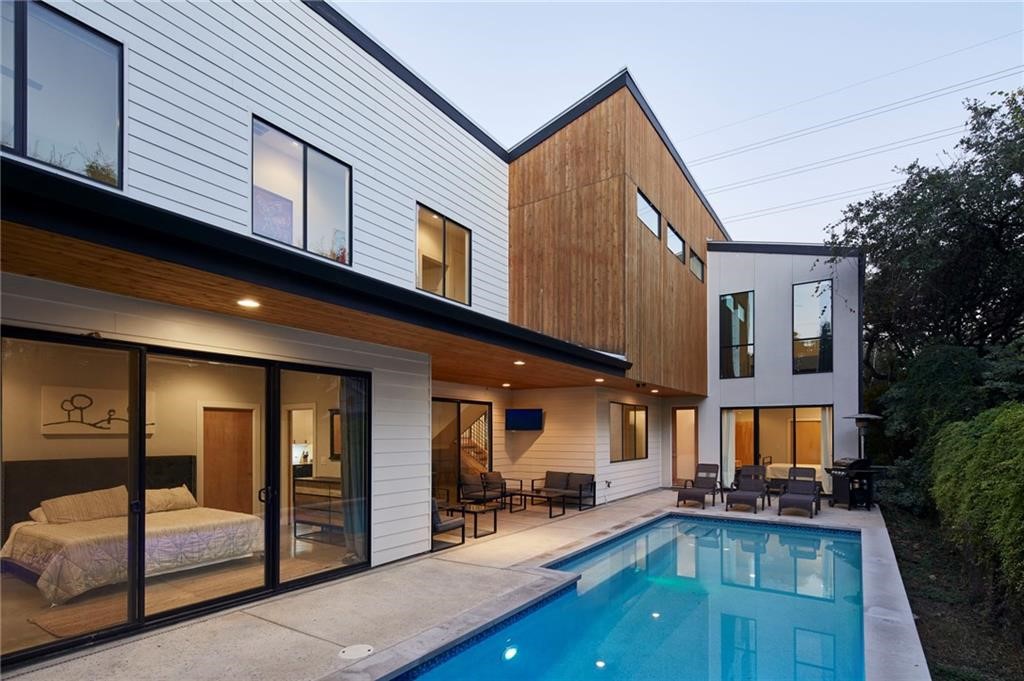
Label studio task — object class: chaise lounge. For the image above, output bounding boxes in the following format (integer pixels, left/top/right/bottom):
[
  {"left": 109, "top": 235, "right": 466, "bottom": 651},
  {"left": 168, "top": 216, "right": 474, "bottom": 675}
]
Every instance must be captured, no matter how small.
[
  {"left": 677, "top": 463, "right": 721, "bottom": 509},
  {"left": 777, "top": 477, "right": 819, "bottom": 518},
  {"left": 725, "top": 465, "right": 768, "bottom": 513},
  {"left": 530, "top": 471, "right": 597, "bottom": 510}
]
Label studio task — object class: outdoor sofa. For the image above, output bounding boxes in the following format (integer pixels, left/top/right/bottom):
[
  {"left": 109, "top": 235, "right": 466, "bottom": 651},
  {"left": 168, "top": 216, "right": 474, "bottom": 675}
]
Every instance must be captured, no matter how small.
[{"left": 530, "top": 471, "right": 597, "bottom": 510}]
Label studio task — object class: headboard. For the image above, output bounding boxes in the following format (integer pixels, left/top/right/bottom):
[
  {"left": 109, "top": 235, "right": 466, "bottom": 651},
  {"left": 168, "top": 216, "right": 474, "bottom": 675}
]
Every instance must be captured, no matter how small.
[{"left": 1, "top": 455, "right": 197, "bottom": 541}]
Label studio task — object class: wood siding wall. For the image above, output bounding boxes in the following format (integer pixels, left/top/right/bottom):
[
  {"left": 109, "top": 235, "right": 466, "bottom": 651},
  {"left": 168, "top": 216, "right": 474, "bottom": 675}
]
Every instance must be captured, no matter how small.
[
  {"left": 509, "top": 88, "right": 727, "bottom": 395},
  {"left": 14, "top": 1, "right": 509, "bottom": 320}
]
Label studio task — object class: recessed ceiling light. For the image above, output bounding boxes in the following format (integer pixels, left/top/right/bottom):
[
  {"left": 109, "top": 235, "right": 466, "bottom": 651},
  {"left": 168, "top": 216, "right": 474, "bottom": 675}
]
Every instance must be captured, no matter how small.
[
  {"left": 513, "top": 360, "right": 526, "bottom": 366},
  {"left": 502, "top": 383, "right": 511, "bottom": 388},
  {"left": 237, "top": 298, "right": 261, "bottom": 309},
  {"left": 432, "top": 214, "right": 440, "bottom": 220},
  {"left": 650, "top": 389, "right": 659, "bottom": 394},
  {"left": 594, "top": 378, "right": 605, "bottom": 383}
]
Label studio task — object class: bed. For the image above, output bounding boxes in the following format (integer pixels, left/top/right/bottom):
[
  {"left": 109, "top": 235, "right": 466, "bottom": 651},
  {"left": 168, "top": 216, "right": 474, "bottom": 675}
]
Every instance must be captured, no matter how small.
[
  {"left": 1, "top": 489, "right": 263, "bottom": 605},
  {"left": 765, "top": 463, "right": 831, "bottom": 494}
]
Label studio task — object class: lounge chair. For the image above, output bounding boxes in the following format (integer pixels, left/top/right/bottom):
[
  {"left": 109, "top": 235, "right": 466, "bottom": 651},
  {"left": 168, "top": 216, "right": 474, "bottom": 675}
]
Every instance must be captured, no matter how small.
[
  {"left": 726, "top": 465, "right": 767, "bottom": 513},
  {"left": 530, "top": 471, "right": 597, "bottom": 510},
  {"left": 788, "top": 466, "right": 821, "bottom": 513},
  {"left": 458, "top": 472, "right": 503, "bottom": 505},
  {"left": 482, "top": 471, "right": 522, "bottom": 508},
  {"left": 676, "top": 463, "right": 721, "bottom": 509},
  {"left": 430, "top": 498, "right": 465, "bottom": 551},
  {"left": 777, "top": 478, "right": 819, "bottom": 518}
]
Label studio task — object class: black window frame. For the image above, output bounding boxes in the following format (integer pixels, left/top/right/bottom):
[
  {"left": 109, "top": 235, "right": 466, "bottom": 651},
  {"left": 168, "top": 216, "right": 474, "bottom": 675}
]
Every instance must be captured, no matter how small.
[
  {"left": 610, "top": 401, "right": 649, "bottom": 463},
  {"left": 415, "top": 202, "right": 473, "bottom": 306},
  {"left": 636, "top": 188, "right": 660, "bottom": 238},
  {"left": 2, "top": 0, "right": 124, "bottom": 189},
  {"left": 719, "top": 290, "right": 754, "bottom": 379},
  {"left": 719, "top": 404, "right": 835, "bottom": 471},
  {"left": 689, "top": 250, "right": 705, "bottom": 282},
  {"left": 792, "top": 279, "right": 834, "bottom": 375},
  {"left": 251, "top": 116, "right": 355, "bottom": 267},
  {"left": 666, "top": 223, "right": 686, "bottom": 264}
]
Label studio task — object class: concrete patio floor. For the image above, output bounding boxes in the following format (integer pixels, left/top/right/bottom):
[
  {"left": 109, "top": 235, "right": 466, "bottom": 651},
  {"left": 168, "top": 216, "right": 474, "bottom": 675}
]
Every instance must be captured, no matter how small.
[{"left": 7, "top": 489, "right": 925, "bottom": 681}]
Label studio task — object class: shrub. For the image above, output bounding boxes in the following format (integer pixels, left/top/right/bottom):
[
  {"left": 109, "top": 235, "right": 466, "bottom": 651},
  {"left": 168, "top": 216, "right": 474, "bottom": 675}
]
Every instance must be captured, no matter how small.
[
  {"left": 932, "top": 403, "right": 1024, "bottom": 619},
  {"left": 877, "top": 453, "right": 934, "bottom": 516}
]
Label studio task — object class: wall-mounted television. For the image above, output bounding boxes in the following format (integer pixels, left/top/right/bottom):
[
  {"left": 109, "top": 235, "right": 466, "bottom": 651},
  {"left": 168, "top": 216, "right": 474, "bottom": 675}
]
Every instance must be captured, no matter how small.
[{"left": 505, "top": 408, "right": 544, "bottom": 431}]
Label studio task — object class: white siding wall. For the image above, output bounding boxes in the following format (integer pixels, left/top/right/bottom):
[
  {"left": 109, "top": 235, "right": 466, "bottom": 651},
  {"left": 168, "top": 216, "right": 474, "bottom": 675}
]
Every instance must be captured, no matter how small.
[
  {"left": 22, "top": 1, "right": 509, "bottom": 319},
  {"left": 506, "top": 388, "right": 597, "bottom": 483},
  {"left": 1, "top": 274, "right": 432, "bottom": 567},
  {"left": 595, "top": 388, "right": 665, "bottom": 502},
  {"left": 701, "top": 250, "right": 861, "bottom": 471}
]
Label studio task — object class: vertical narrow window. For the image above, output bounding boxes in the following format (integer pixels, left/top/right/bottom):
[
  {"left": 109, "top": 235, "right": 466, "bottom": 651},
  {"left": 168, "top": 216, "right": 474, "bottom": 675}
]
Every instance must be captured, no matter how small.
[
  {"left": 251, "top": 117, "right": 352, "bottom": 264},
  {"left": 689, "top": 250, "right": 705, "bottom": 281},
  {"left": 719, "top": 291, "right": 754, "bottom": 378},
  {"left": 610, "top": 402, "right": 648, "bottom": 462},
  {"left": 667, "top": 224, "right": 685, "bottom": 263},
  {"left": 1, "top": 1, "right": 15, "bottom": 149},
  {"left": 636, "top": 189, "right": 660, "bottom": 237},
  {"left": 416, "top": 204, "right": 471, "bottom": 304},
  {"left": 793, "top": 280, "right": 833, "bottom": 373},
  {"left": 3, "top": 1, "right": 122, "bottom": 186}
]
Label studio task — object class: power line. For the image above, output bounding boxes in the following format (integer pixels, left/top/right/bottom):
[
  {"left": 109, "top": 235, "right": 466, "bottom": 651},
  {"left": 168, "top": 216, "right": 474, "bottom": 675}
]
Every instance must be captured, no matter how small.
[
  {"left": 723, "top": 180, "right": 901, "bottom": 223},
  {"left": 706, "top": 125, "right": 963, "bottom": 194},
  {"left": 682, "top": 29, "right": 1023, "bottom": 141},
  {"left": 690, "top": 65, "right": 1023, "bottom": 165}
]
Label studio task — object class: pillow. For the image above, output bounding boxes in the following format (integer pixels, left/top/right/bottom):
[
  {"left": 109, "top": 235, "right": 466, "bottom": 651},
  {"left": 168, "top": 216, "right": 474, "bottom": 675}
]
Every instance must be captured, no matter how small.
[
  {"left": 146, "top": 485, "right": 198, "bottom": 513},
  {"left": 40, "top": 485, "right": 129, "bottom": 524},
  {"left": 29, "top": 507, "right": 48, "bottom": 523}
]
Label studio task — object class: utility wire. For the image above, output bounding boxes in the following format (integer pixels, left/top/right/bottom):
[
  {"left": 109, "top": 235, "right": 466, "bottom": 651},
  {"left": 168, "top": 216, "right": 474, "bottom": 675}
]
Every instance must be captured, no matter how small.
[
  {"left": 723, "top": 180, "right": 901, "bottom": 222},
  {"left": 690, "top": 65, "right": 1023, "bottom": 165},
  {"left": 706, "top": 125, "right": 963, "bottom": 194},
  {"left": 682, "top": 29, "right": 1023, "bottom": 141}
]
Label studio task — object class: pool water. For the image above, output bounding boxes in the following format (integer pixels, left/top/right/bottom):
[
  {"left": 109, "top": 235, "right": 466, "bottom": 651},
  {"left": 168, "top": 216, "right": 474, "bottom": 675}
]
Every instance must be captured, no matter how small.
[{"left": 403, "top": 516, "right": 863, "bottom": 681}]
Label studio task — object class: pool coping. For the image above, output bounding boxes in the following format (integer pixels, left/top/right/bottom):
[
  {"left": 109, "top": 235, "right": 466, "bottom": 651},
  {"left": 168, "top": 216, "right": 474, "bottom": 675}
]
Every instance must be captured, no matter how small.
[{"left": 328, "top": 509, "right": 930, "bottom": 681}]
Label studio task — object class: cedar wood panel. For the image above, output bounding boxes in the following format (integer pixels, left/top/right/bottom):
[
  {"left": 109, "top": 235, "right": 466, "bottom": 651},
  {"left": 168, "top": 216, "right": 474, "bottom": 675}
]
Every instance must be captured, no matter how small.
[{"left": 509, "top": 87, "right": 726, "bottom": 395}]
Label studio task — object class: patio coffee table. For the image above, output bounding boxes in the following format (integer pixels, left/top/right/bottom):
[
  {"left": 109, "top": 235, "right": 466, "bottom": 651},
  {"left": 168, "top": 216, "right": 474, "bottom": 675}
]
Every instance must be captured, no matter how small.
[
  {"left": 507, "top": 490, "right": 566, "bottom": 518},
  {"left": 440, "top": 501, "right": 499, "bottom": 538}
]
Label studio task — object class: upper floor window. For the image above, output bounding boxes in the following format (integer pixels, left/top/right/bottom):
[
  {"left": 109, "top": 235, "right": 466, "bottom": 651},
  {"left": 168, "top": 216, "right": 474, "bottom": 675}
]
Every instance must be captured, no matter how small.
[
  {"left": 720, "top": 291, "right": 754, "bottom": 379},
  {"left": 636, "top": 190, "right": 660, "bottom": 237},
  {"left": 610, "top": 402, "right": 648, "bottom": 462},
  {"left": 2, "top": 1, "right": 122, "bottom": 187},
  {"left": 689, "top": 250, "right": 705, "bottom": 281},
  {"left": 793, "top": 279, "right": 833, "bottom": 374},
  {"left": 667, "top": 224, "right": 685, "bottom": 263},
  {"left": 252, "top": 118, "right": 352, "bottom": 265},
  {"left": 416, "top": 204, "right": 470, "bottom": 304}
]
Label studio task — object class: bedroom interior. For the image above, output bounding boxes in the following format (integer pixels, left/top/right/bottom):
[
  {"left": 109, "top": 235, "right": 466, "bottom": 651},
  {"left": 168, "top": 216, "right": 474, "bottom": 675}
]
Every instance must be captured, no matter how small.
[{"left": 0, "top": 334, "right": 370, "bottom": 655}]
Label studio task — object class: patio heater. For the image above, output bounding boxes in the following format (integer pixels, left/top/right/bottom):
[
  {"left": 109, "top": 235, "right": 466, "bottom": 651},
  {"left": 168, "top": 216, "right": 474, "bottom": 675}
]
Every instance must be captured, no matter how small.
[
  {"left": 827, "top": 413, "right": 883, "bottom": 510},
  {"left": 843, "top": 413, "right": 882, "bottom": 462}
]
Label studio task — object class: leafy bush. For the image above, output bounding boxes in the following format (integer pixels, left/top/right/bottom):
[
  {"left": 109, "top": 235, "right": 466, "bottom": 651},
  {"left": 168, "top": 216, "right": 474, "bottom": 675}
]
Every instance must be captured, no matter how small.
[
  {"left": 877, "top": 454, "right": 934, "bottom": 515},
  {"left": 932, "top": 403, "right": 1024, "bottom": 618}
]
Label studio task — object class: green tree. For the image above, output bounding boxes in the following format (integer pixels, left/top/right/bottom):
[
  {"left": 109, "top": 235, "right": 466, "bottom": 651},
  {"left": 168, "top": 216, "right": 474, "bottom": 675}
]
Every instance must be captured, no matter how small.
[{"left": 828, "top": 89, "right": 1024, "bottom": 383}]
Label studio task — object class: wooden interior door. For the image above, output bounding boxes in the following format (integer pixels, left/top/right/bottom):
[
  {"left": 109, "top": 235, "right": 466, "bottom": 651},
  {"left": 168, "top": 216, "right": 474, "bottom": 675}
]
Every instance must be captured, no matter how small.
[
  {"left": 203, "top": 407, "right": 254, "bottom": 513},
  {"left": 672, "top": 407, "right": 697, "bottom": 485}
]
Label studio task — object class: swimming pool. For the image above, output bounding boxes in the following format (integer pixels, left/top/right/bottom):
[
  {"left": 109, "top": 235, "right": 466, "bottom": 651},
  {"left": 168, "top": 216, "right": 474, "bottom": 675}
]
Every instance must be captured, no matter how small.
[{"left": 401, "top": 515, "right": 864, "bottom": 681}]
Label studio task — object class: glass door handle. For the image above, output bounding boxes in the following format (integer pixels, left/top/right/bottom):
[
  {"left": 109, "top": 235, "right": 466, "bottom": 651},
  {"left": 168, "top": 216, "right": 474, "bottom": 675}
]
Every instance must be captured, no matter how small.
[{"left": 258, "top": 487, "right": 270, "bottom": 503}]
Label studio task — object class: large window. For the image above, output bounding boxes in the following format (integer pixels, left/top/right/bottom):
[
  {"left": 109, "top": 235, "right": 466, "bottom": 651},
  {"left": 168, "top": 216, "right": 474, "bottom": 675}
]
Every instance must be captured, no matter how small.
[
  {"left": 252, "top": 118, "right": 353, "bottom": 265},
  {"left": 667, "top": 224, "right": 686, "bottom": 263},
  {"left": 793, "top": 280, "right": 833, "bottom": 374},
  {"left": 720, "top": 406, "right": 834, "bottom": 489},
  {"left": 690, "top": 250, "right": 705, "bottom": 281},
  {"left": 720, "top": 291, "right": 754, "bottom": 379},
  {"left": 636, "top": 190, "right": 660, "bottom": 237},
  {"left": 417, "top": 204, "right": 470, "bottom": 304},
  {"left": 610, "top": 402, "right": 648, "bottom": 462},
  {"left": 2, "top": 1, "right": 122, "bottom": 186}
]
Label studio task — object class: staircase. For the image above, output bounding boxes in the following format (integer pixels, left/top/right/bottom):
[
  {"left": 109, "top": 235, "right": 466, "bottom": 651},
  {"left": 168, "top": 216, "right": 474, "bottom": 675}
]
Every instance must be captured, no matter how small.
[{"left": 460, "top": 411, "right": 490, "bottom": 474}]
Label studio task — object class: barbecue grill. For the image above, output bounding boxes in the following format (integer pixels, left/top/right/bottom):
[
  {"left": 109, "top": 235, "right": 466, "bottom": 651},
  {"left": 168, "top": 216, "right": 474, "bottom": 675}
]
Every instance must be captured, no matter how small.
[{"left": 825, "top": 458, "right": 877, "bottom": 510}]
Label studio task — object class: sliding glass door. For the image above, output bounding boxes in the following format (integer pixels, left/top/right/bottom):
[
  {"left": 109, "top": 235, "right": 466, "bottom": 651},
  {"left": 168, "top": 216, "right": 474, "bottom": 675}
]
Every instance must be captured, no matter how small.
[
  {"left": 721, "top": 406, "right": 834, "bottom": 490},
  {"left": 0, "top": 327, "right": 372, "bottom": 665},
  {"left": 431, "top": 399, "right": 491, "bottom": 504},
  {"left": 279, "top": 368, "right": 369, "bottom": 583},
  {"left": 1, "top": 336, "right": 136, "bottom": 655}
]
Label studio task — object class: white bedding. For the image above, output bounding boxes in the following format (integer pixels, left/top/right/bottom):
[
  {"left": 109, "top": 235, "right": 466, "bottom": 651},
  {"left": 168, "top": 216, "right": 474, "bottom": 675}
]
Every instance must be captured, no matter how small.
[{"left": 0, "top": 507, "right": 264, "bottom": 604}]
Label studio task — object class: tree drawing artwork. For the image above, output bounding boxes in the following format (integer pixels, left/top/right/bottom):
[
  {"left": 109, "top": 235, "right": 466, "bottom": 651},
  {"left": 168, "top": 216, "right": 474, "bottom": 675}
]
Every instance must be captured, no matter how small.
[{"left": 42, "top": 392, "right": 152, "bottom": 431}]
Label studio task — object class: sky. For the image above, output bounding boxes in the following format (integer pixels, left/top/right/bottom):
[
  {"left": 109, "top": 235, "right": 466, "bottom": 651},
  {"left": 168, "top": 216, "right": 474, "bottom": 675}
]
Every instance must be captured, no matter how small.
[{"left": 336, "top": 1, "right": 1023, "bottom": 244}]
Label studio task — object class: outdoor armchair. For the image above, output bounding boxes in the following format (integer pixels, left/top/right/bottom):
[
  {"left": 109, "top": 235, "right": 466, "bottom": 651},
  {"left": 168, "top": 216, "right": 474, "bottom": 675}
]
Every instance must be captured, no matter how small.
[{"left": 430, "top": 498, "right": 465, "bottom": 551}]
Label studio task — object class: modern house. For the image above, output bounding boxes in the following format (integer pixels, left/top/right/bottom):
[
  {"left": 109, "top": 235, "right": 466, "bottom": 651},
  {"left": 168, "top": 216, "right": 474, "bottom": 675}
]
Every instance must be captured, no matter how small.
[{"left": 0, "top": 0, "right": 861, "bottom": 666}]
